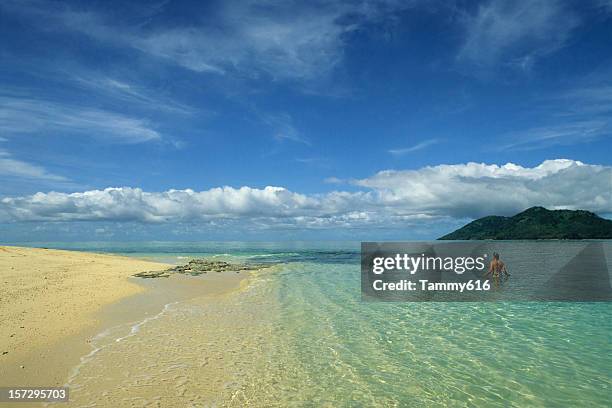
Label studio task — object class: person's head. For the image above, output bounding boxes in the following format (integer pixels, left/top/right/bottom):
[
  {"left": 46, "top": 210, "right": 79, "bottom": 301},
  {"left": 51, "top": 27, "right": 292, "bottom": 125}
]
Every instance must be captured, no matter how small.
[{"left": 493, "top": 252, "right": 499, "bottom": 260}]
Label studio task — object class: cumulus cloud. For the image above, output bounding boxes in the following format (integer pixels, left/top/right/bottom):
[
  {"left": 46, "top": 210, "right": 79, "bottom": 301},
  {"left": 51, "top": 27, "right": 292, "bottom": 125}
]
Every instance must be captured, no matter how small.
[
  {"left": 354, "top": 159, "right": 611, "bottom": 219},
  {"left": 1, "top": 160, "right": 609, "bottom": 228}
]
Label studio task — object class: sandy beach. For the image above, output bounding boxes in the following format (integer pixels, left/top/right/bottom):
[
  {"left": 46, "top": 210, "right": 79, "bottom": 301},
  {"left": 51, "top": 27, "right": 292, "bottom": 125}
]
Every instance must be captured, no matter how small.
[
  {"left": 0, "top": 243, "right": 609, "bottom": 407},
  {"left": 0, "top": 246, "right": 248, "bottom": 390}
]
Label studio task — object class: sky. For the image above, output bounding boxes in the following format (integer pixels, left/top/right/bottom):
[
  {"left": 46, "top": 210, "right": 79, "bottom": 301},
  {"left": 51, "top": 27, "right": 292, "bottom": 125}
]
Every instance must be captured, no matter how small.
[{"left": 0, "top": 0, "right": 611, "bottom": 241}]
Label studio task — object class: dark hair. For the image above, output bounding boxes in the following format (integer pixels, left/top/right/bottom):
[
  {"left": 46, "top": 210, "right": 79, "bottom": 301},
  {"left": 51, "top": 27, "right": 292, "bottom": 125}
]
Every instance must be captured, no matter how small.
[{"left": 493, "top": 252, "right": 500, "bottom": 260}]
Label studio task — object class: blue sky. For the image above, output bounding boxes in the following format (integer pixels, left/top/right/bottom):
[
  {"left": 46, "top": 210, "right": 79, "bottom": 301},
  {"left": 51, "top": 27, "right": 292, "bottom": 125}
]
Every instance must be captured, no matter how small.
[{"left": 0, "top": 0, "right": 611, "bottom": 241}]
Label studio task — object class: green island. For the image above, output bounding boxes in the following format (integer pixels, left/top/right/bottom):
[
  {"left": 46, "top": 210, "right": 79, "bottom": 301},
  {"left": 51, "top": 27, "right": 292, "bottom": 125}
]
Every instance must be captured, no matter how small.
[{"left": 439, "top": 206, "right": 612, "bottom": 240}]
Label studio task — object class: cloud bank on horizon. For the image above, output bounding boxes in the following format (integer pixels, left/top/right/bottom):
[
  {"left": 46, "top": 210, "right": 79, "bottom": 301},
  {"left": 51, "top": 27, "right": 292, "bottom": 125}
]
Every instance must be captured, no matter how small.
[{"left": 2, "top": 160, "right": 609, "bottom": 233}]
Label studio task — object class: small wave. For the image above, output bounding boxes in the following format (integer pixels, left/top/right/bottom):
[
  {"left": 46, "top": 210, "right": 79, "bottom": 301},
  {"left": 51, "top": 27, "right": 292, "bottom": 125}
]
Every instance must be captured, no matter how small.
[
  {"left": 62, "top": 301, "right": 179, "bottom": 391},
  {"left": 248, "top": 253, "right": 301, "bottom": 258}
]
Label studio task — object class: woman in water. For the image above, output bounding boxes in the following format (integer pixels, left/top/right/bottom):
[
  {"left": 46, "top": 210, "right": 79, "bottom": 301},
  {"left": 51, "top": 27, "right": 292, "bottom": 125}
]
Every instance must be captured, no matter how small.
[{"left": 484, "top": 252, "right": 510, "bottom": 280}]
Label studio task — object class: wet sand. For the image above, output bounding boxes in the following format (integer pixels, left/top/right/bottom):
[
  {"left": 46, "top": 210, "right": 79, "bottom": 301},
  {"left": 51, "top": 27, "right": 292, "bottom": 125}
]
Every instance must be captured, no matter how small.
[
  {"left": 0, "top": 246, "right": 248, "bottom": 393},
  {"left": 64, "top": 269, "right": 279, "bottom": 407}
]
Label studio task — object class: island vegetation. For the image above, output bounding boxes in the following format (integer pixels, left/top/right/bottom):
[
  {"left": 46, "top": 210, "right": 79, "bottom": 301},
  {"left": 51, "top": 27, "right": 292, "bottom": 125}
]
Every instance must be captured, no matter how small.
[{"left": 439, "top": 207, "right": 612, "bottom": 240}]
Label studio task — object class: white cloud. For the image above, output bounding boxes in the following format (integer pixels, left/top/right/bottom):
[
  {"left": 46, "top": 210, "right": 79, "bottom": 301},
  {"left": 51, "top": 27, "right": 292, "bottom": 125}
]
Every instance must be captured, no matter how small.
[
  {"left": 388, "top": 139, "right": 440, "bottom": 155},
  {"left": 131, "top": 5, "right": 347, "bottom": 80},
  {"left": 0, "top": 149, "right": 68, "bottom": 182},
  {"left": 0, "top": 186, "right": 327, "bottom": 223},
  {"left": 601, "top": 0, "right": 612, "bottom": 12},
  {"left": 70, "top": 75, "right": 194, "bottom": 115},
  {"left": 354, "top": 159, "right": 611, "bottom": 218},
  {"left": 2, "top": 0, "right": 412, "bottom": 82},
  {"left": 324, "top": 177, "right": 344, "bottom": 184},
  {"left": 1, "top": 160, "right": 609, "bottom": 227},
  {"left": 0, "top": 96, "right": 161, "bottom": 143},
  {"left": 260, "top": 112, "right": 310, "bottom": 145},
  {"left": 561, "top": 85, "right": 612, "bottom": 116},
  {"left": 498, "top": 80, "right": 612, "bottom": 150},
  {"left": 499, "top": 120, "right": 610, "bottom": 151},
  {"left": 458, "top": 0, "right": 579, "bottom": 67}
]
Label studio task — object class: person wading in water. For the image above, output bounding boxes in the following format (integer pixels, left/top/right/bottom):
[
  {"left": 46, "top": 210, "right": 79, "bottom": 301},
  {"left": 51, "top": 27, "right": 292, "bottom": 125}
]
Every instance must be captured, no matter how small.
[{"left": 484, "top": 252, "right": 510, "bottom": 281}]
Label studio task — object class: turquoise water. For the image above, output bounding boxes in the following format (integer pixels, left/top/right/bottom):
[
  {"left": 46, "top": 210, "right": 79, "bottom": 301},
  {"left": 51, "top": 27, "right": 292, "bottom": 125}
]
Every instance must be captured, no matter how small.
[
  {"left": 265, "top": 263, "right": 610, "bottom": 406},
  {"left": 24, "top": 242, "right": 612, "bottom": 406}
]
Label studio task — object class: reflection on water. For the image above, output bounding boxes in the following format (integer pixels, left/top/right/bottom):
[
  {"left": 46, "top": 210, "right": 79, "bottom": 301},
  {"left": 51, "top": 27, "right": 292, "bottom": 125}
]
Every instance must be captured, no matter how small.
[{"left": 61, "top": 242, "right": 610, "bottom": 407}]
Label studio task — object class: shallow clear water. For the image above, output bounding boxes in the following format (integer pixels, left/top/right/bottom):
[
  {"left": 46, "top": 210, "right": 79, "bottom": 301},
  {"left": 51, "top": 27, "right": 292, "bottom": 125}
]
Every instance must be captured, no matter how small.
[{"left": 30, "top": 242, "right": 611, "bottom": 407}]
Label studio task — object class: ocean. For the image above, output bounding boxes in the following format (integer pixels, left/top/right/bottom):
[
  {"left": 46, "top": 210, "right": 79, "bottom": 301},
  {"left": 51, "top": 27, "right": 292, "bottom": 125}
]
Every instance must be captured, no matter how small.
[{"left": 31, "top": 242, "right": 611, "bottom": 407}]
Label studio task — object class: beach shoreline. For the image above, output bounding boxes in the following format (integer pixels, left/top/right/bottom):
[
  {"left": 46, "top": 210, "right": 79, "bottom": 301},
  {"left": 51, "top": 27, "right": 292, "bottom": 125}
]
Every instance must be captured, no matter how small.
[{"left": 0, "top": 246, "right": 249, "bottom": 391}]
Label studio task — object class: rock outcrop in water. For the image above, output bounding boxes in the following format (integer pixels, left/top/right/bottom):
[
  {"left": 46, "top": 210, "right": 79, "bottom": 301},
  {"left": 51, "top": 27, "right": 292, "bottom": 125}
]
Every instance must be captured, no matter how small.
[{"left": 134, "top": 259, "right": 271, "bottom": 278}]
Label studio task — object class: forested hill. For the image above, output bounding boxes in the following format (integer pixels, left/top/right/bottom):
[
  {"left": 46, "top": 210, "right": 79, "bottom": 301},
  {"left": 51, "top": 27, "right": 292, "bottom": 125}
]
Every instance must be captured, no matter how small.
[{"left": 439, "top": 207, "right": 612, "bottom": 240}]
